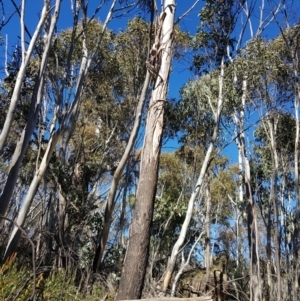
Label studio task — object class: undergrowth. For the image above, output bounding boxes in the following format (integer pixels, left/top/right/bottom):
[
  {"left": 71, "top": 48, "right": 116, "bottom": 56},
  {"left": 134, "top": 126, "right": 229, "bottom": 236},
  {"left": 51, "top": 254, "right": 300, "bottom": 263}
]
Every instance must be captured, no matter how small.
[{"left": 0, "top": 254, "right": 112, "bottom": 301}]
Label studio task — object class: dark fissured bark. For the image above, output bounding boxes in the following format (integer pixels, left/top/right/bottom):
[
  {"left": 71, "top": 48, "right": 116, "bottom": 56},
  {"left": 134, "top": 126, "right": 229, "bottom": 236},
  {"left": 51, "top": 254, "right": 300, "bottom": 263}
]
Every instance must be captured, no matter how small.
[
  {"left": 116, "top": 154, "right": 160, "bottom": 299},
  {"left": 116, "top": 1, "right": 175, "bottom": 299},
  {"left": 116, "top": 89, "right": 166, "bottom": 299}
]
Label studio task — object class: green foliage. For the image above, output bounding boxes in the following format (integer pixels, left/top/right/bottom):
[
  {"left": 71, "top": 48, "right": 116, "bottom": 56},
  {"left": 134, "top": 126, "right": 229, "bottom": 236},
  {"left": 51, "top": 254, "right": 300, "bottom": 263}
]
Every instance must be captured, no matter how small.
[
  {"left": 42, "top": 270, "right": 109, "bottom": 301},
  {"left": 254, "top": 112, "right": 296, "bottom": 178},
  {"left": 193, "top": 0, "right": 243, "bottom": 73},
  {"left": 44, "top": 271, "right": 113, "bottom": 301},
  {"left": 210, "top": 167, "right": 237, "bottom": 221},
  {"left": 150, "top": 152, "right": 190, "bottom": 275},
  {"left": 178, "top": 78, "right": 215, "bottom": 147},
  {"left": 158, "top": 153, "right": 185, "bottom": 200},
  {"left": 2, "top": 2, "right": 300, "bottom": 300},
  {"left": 153, "top": 152, "right": 188, "bottom": 231},
  {"left": 178, "top": 69, "right": 235, "bottom": 148},
  {"left": 0, "top": 254, "right": 33, "bottom": 300},
  {"left": 127, "top": 193, "right": 136, "bottom": 208}
]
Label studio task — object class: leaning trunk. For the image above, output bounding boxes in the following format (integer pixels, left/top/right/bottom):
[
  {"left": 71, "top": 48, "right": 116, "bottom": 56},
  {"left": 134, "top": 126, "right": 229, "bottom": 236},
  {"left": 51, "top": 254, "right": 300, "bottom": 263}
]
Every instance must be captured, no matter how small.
[
  {"left": 3, "top": 132, "right": 60, "bottom": 261},
  {"left": 0, "top": 1, "right": 50, "bottom": 151},
  {"left": 0, "top": 0, "right": 61, "bottom": 216},
  {"left": 116, "top": 1, "right": 175, "bottom": 299},
  {"left": 162, "top": 57, "right": 225, "bottom": 294},
  {"left": 2, "top": 0, "right": 120, "bottom": 259},
  {"left": 93, "top": 72, "right": 150, "bottom": 272}
]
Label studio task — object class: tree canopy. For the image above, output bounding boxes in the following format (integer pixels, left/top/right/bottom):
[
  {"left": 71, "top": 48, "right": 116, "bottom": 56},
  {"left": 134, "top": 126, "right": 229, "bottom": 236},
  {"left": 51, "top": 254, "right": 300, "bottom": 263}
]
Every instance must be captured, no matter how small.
[{"left": 1, "top": 1, "right": 300, "bottom": 301}]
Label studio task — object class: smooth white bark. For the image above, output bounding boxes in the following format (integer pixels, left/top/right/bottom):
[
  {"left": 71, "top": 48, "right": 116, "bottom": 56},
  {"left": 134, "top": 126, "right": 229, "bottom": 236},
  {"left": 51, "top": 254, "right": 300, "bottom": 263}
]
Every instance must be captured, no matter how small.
[
  {"left": 0, "top": 1, "right": 49, "bottom": 151},
  {"left": 3, "top": 0, "right": 122, "bottom": 260},
  {"left": 0, "top": 0, "right": 61, "bottom": 217},
  {"left": 162, "top": 57, "right": 225, "bottom": 293},
  {"left": 233, "top": 78, "right": 261, "bottom": 301},
  {"left": 4, "top": 132, "right": 60, "bottom": 260}
]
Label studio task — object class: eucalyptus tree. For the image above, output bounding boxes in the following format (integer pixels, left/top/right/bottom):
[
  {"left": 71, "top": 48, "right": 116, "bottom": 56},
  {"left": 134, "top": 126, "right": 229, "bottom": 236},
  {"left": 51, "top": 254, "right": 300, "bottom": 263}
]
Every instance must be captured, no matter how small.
[
  {"left": 0, "top": 0, "right": 62, "bottom": 217},
  {"left": 92, "top": 17, "right": 151, "bottom": 273},
  {"left": 93, "top": 18, "right": 192, "bottom": 273},
  {"left": 2, "top": 0, "right": 138, "bottom": 261},
  {"left": 252, "top": 112, "right": 297, "bottom": 301},
  {"left": 147, "top": 151, "right": 192, "bottom": 283},
  {"left": 256, "top": 47, "right": 293, "bottom": 301},
  {"left": 226, "top": 4, "right": 284, "bottom": 296},
  {"left": 270, "top": 12, "right": 300, "bottom": 297},
  {"left": 0, "top": 0, "right": 51, "bottom": 153},
  {"left": 247, "top": 5, "right": 300, "bottom": 299},
  {"left": 231, "top": 53, "right": 263, "bottom": 301},
  {"left": 3, "top": 15, "right": 150, "bottom": 276},
  {"left": 235, "top": 25, "right": 300, "bottom": 298},
  {"left": 117, "top": 0, "right": 176, "bottom": 298},
  {"left": 160, "top": 0, "right": 244, "bottom": 294},
  {"left": 147, "top": 147, "right": 234, "bottom": 282},
  {"left": 221, "top": 12, "right": 300, "bottom": 297},
  {"left": 38, "top": 20, "right": 128, "bottom": 271}
]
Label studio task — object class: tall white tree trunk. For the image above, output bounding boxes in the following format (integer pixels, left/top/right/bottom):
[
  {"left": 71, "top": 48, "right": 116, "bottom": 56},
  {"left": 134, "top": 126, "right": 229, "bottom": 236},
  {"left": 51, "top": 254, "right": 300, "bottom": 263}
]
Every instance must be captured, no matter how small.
[
  {"left": 267, "top": 115, "right": 281, "bottom": 301},
  {"left": 3, "top": 0, "right": 120, "bottom": 260},
  {"left": 162, "top": 57, "right": 225, "bottom": 294},
  {"left": 3, "top": 132, "right": 60, "bottom": 260},
  {"left": 233, "top": 77, "right": 261, "bottom": 301},
  {"left": 0, "top": 0, "right": 62, "bottom": 216},
  {"left": 271, "top": 8, "right": 300, "bottom": 298},
  {"left": 0, "top": 0, "right": 50, "bottom": 151}
]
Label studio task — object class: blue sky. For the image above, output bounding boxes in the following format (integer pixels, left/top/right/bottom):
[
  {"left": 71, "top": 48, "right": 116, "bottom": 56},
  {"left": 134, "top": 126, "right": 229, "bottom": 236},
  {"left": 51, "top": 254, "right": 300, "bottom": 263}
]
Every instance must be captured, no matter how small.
[
  {"left": 1, "top": 1, "right": 202, "bottom": 90},
  {"left": 1, "top": 0, "right": 204, "bottom": 152},
  {"left": 2, "top": 0, "right": 289, "bottom": 98},
  {"left": 1, "top": 0, "right": 298, "bottom": 161}
]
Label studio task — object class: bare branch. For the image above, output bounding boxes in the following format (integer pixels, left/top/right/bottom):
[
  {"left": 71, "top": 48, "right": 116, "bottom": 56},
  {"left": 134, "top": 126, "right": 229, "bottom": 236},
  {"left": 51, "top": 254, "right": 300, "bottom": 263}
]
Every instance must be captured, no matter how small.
[
  {"left": 4, "top": 34, "right": 9, "bottom": 76},
  {"left": 236, "top": 0, "right": 254, "bottom": 50},
  {"left": 171, "top": 231, "right": 205, "bottom": 296},
  {"left": 0, "top": 0, "right": 17, "bottom": 30},
  {"left": 10, "top": 0, "right": 32, "bottom": 39},
  {"left": 175, "top": 0, "right": 201, "bottom": 25},
  {"left": 20, "top": 0, "right": 25, "bottom": 63},
  {"left": 256, "top": 0, "right": 281, "bottom": 37}
]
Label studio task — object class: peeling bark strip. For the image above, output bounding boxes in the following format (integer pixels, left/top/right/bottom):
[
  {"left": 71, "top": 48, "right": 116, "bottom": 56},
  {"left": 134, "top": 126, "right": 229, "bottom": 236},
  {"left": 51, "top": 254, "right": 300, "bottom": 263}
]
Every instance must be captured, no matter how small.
[{"left": 116, "top": 1, "right": 175, "bottom": 300}]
